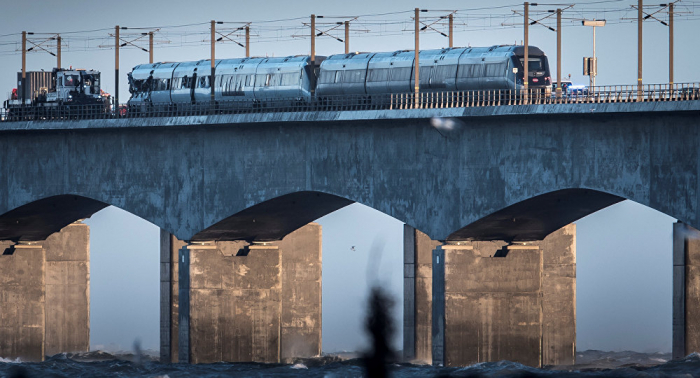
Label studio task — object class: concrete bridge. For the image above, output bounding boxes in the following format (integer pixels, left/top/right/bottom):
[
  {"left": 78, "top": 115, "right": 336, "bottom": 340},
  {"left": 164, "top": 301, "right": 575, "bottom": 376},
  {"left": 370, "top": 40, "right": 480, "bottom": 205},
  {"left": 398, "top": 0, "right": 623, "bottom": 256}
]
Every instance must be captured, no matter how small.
[
  {"left": 1, "top": 99, "right": 699, "bottom": 365},
  {"left": 1, "top": 100, "right": 699, "bottom": 242}
]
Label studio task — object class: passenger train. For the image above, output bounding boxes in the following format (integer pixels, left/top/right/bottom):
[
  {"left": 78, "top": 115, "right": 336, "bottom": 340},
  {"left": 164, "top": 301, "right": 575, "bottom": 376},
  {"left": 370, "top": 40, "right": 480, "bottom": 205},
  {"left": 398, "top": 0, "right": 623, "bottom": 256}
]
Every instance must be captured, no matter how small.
[{"left": 127, "top": 45, "right": 551, "bottom": 111}]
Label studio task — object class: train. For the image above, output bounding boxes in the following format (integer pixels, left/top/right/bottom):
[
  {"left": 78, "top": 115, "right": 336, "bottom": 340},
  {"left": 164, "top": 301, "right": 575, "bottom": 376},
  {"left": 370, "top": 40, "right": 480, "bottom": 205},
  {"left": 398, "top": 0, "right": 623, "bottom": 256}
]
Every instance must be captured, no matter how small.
[{"left": 127, "top": 45, "right": 551, "bottom": 111}]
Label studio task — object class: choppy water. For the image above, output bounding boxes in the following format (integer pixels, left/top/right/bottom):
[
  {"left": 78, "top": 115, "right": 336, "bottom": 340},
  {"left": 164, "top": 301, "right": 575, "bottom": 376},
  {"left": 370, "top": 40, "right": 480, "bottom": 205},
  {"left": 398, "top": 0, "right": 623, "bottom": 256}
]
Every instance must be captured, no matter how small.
[{"left": 1, "top": 351, "right": 699, "bottom": 378}]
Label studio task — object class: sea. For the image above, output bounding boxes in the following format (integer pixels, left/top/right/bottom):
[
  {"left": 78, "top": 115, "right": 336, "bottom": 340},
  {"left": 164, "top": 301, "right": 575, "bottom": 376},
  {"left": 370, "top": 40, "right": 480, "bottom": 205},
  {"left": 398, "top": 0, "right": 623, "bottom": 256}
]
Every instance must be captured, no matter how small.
[{"left": 1, "top": 350, "right": 699, "bottom": 378}]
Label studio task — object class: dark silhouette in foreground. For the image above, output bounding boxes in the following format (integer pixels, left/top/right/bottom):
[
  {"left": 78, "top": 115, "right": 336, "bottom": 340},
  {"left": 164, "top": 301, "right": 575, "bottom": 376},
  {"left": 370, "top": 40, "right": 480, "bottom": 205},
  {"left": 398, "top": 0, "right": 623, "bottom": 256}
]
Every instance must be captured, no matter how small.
[{"left": 363, "top": 286, "right": 396, "bottom": 378}]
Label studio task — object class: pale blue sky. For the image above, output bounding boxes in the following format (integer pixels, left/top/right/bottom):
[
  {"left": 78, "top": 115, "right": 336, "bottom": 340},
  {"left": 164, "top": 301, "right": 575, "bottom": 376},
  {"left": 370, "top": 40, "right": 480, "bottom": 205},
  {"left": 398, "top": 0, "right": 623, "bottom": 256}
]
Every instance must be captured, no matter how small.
[{"left": 1, "top": 0, "right": 695, "bottom": 353}]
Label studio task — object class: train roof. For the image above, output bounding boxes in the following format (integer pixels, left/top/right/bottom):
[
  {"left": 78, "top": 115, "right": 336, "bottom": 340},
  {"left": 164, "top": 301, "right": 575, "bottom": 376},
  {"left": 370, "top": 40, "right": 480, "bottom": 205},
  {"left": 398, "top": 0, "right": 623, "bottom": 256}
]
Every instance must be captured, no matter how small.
[{"left": 322, "top": 45, "right": 546, "bottom": 65}]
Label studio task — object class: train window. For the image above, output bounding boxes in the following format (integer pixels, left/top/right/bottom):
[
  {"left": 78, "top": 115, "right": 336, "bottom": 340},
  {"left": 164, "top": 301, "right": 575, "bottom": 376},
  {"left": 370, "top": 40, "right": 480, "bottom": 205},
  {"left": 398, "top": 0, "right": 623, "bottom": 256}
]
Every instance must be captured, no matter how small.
[
  {"left": 519, "top": 57, "right": 544, "bottom": 71},
  {"left": 368, "top": 69, "right": 389, "bottom": 82},
  {"left": 458, "top": 64, "right": 483, "bottom": 78},
  {"left": 433, "top": 65, "right": 457, "bottom": 80},
  {"left": 390, "top": 67, "right": 411, "bottom": 81},
  {"left": 319, "top": 70, "right": 334, "bottom": 84},
  {"left": 199, "top": 76, "right": 210, "bottom": 88},
  {"left": 281, "top": 73, "right": 298, "bottom": 86},
  {"left": 334, "top": 71, "right": 343, "bottom": 83},
  {"left": 343, "top": 70, "right": 365, "bottom": 83},
  {"left": 245, "top": 75, "right": 254, "bottom": 87},
  {"left": 419, "top": 66, "right": 431, "bottom": 85},
  {"left": 484, "top": 63, "right": 507, "bottom": 77}
]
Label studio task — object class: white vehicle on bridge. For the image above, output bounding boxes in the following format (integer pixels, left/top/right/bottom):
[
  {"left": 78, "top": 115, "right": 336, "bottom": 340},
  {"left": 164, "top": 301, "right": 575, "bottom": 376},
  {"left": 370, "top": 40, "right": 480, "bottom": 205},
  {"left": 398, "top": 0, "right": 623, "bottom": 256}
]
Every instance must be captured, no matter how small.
[{"left": 126, "top": 45, "right": 551, "bottom": 111}]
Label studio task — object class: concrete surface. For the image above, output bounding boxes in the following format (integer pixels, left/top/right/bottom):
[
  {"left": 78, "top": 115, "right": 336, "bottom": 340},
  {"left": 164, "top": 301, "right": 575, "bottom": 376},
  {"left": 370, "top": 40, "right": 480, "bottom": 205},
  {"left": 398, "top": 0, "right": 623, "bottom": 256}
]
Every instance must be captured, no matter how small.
[
  {"left": 0, "top": 223, "right": 89, "bottom": 361},
  {"left": 535, "top": 224, "right": 576, "bottom": 366},
  {"left": 43, "top": 223, "right": 90, "bottom": 355},
  {"left": 673, "top": 222, "right": 700, "bottom": 359},
  {"left": 406, "top": 228, "right": 442, "bottom": 364},
  {"left": 429, "top": 226, "right": 576, "bottom": 367},
  {"left": 167, "top": 224, "right": 321, "bottom": 364},
  {"left": 0, "top": 243, "right": 45, "bottom": 362},
  {"left": 0, "top": 102, "right": 698, "bottom": 245},
  {"left": 273, "top": 223, "right": 322, "bottom": 362}
]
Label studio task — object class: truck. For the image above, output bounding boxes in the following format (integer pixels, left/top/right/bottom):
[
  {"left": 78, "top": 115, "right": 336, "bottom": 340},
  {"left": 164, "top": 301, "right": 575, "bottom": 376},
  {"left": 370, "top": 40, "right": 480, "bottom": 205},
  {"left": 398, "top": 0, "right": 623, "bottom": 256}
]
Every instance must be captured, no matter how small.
[{"left": 3, "top": 68, "right": 110, "bottom": 120}]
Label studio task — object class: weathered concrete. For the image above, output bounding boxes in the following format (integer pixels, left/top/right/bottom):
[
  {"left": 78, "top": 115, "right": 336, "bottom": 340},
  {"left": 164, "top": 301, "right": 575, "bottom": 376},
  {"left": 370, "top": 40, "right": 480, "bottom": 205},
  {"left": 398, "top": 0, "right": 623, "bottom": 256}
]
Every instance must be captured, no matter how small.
[
  {"left": 436, "top": 244, "right": 543, "bottom": 367},
  {"left": 673, "top": 222, "right": 700, "bottom": 359},
  {"left": 43, "top": 223, "right": 90, "bottom": 355},
  {"left": 160, "top": 230, "right": 185, "bottom": 363},
  {"left": 429, "top": 226, "right": 576, "bottom": 367},
  {"left": 0, "top": 244, "right": 45, "bottom": 361},
  {"left": 168, "top": 224, "right": 321, "bottom": 364},
  {"left": 535, "top": 224, "right": 576, "bottom": 366},
  {"left": 274, "top": 224, "right": 322, "bottom": 362},
  {"left": 403, "top": 227, "right": 442, "bottom": 364},
  {"left": 0, "top": 104, "right": 698, "bottom": 245},
  {"left": 186, "top": 243, "right": 281, "bottom": 364},
  {"left": 0, "top": 223, "right": 90, "bottom": 361}
]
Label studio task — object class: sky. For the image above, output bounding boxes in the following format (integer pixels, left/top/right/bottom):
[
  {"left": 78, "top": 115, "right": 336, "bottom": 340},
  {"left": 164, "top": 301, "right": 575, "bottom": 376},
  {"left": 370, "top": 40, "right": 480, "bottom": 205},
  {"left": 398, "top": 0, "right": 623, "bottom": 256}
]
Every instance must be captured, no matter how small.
[{"left": 1, "top": 0, "right": 697, "bottom": 354}]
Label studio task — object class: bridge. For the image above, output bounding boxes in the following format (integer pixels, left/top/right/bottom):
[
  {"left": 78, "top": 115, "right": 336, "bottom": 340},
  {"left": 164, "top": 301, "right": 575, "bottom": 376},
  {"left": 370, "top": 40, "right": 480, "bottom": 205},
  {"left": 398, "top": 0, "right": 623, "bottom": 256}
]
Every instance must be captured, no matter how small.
[{"left": 0, "top": 87, "right": 699, "bottom": 366}]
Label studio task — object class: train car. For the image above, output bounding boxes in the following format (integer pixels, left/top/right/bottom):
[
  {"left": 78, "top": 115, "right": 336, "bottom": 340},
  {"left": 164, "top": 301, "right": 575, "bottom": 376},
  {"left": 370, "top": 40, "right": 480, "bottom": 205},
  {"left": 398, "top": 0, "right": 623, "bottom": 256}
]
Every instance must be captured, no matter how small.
[
  {"left": 128, "top": 62, "right": 179, "bottom": 111},
  {"left": 317, "top": 45, "right": 551, "bottom": 101},
  {"left": 216, "top": 57, "right": 264, "bottom": 107},
  {"left": 127, "top": 55, "right": 319, "bottom": 111},
  {"left": 252, "top": 55, "right": 316, "bottom": 106},
  {"left": 316, "top": 52, "right": 374, "bottom": 98}
]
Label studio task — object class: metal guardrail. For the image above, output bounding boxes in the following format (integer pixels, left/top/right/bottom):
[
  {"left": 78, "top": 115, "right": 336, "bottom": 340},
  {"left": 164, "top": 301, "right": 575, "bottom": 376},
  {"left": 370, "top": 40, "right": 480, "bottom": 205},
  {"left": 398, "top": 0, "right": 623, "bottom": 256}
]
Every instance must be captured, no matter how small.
[{"left": 1, "top": 83, "right": 698, "bottom": 122}]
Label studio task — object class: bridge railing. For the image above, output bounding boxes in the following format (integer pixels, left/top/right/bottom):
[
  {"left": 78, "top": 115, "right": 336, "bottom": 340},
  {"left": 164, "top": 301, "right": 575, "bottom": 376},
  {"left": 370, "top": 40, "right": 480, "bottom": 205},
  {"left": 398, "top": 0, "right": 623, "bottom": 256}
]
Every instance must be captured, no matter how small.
[{"left": 1, "top": 82, "right": 698, "bottom": 122}]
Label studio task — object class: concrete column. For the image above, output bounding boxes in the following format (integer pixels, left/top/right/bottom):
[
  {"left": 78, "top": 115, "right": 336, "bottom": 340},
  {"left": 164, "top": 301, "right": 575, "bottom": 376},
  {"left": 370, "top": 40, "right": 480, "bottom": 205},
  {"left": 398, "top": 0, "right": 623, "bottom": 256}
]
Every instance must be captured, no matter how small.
[
  {"left": 673, "top": 222, "right": 700, "bottom": 359},
  {"left": 43, "top": 223, "right": 90, "bottom": 355},
  {"left": 160, "top": 229, "right": 185, "bottom": 363},
  {"left": 415, "top": 229, "right": 441, "bottom": 364},
  {"left": 403, "top": 225, "right": 416, "bottom": 362},
  {"left": 274, "top": 223, "right": 322, "bottom": 363},
  {"left": 434, "top": 242, "right": 543, "bottom": 367},
  {"left": 167, "top": 223, "right": 322, "bottom": 364},
  {"left": 404, "top": 225, "right": 443, "bottom": 364},
  {"left": 178, "top": 241, "right": 282, "bottom": 364},
  {"left": 0, "top": 243, "right": 45, "bottom": 362},
  {"left": 535, "top": 224, "right": 576, "bottom": 366},
  {"left": 0, "top": 223, "right": 90, "bottom": 362}
]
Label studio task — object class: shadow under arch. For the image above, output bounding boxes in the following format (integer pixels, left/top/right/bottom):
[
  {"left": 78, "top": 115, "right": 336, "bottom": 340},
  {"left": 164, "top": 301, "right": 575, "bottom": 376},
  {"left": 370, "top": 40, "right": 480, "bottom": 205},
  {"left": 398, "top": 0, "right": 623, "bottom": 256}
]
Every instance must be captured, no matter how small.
[
  {"left": 448, "top": 188, "right": 626, "bottom": 242},
  {"left": 192, "top": 191, "right": 354, "bottom": 242},
  {"left": 0, "top": 195, "right": 109, "bottom": 241}
]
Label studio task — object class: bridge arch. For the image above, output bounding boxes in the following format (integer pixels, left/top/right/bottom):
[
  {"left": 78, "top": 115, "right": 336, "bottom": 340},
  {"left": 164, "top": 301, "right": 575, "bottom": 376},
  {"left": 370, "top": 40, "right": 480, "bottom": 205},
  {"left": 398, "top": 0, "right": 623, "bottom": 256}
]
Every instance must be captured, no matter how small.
[
  {"left": 0, "top": 194, "right": 108, "bottom": 241},
  {"left": 192, "top": 191, "right": 354, "bottom": 242},
  {"left": 447, "top": 188, "right": 626, "bottom": 241}
]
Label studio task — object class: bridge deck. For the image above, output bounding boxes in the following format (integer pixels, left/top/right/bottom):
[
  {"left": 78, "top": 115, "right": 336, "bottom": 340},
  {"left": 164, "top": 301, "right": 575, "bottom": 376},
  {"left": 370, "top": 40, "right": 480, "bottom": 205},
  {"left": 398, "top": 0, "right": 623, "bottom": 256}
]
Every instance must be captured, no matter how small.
[{"left": 2, "top": 100, "right": 699, "bottom": 131}]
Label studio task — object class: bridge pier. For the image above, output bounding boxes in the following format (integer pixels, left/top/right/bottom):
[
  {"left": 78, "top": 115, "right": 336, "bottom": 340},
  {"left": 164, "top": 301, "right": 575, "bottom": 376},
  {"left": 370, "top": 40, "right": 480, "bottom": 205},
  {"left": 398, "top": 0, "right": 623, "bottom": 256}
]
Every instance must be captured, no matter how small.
[
  {"left": 405, "top": 225, "right": 575, "bottom": 367},
  {"left": 673, "top": 222, "right": 700, "bottom": 359},
  {"left": 162, "top": 223, "right": 322, "bottom": 364},
  {"left": 0, "top": 223, "right": 90, "bottom": 361}
]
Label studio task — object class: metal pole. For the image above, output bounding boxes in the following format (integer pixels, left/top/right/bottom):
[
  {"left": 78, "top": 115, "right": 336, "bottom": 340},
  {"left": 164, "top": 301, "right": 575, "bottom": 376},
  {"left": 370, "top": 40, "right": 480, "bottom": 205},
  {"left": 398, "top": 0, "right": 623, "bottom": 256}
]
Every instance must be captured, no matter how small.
[
  {"left": 414, "top": 8, "right": 420, "bottom": 107},
  {"left": 245, "top": 26, "right": 250, "bottom": 58},
  {"left": 210, "top": 20, "right": 216, "bottom": 108},
  {"left": 591, "top": 26, "right": 596, "bottom": 90},
  {"left": 345, "top": 21, "right": 349, "bottom": 54},
  {"left": 149, "top": 31, "right": 154, "bottom": 64},
  {"left": 524, "top": 2, "right": 529, "bottom": 100},
  {"left": 638, "top": 0, "right": 643, "bottom": 100},
  {"left": 669, "top": 2, "right": 674, "bottom": 85},
  {"left": 115, "top": 25, "right": 119, "bottom": 110},
  {"left": 57, "top": 35, "right": 61, "bottom": 69},
  {"left": 21, "top": 31, "right": 26, "bottom": 106},
  {"left": 448, "top": 14, "right": 454, "bottom": 48},
  {"left": 556, "top": 9, "right": 561, "bottom": 98},
  {"left": 311, "top": 14, "right": 316, "bottom": 65}
]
